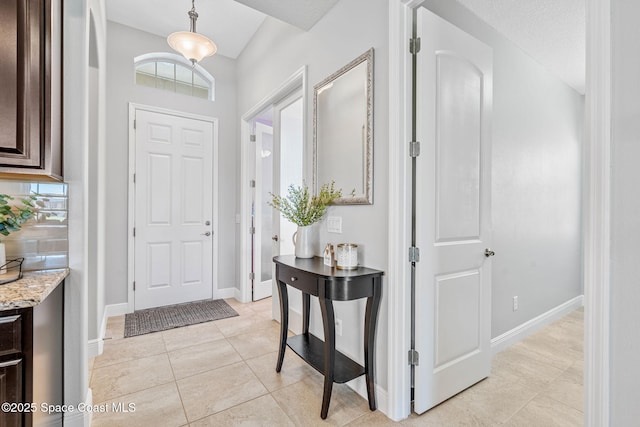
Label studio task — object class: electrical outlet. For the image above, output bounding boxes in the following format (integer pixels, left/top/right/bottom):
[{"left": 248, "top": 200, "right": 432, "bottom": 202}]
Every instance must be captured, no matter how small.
[
  {"left": 513, "top": 296, "right": 519, "bottom": 311},
  {"left": 327, "top": 216, "right": 342, "bottom": 233},
  {"left": 335, "top": 319, "right": 343, "bottom": 336}
]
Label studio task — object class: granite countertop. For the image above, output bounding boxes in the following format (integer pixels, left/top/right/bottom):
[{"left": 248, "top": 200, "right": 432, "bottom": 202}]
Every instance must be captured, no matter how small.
[{"left": 0, "top": 268, "right": 69, "bottom": 310}]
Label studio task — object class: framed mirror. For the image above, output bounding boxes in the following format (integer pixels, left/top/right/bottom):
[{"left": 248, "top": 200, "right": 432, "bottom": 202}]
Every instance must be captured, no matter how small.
[{"left": 313, "top": 48, "right": 373, "bottom": 205}]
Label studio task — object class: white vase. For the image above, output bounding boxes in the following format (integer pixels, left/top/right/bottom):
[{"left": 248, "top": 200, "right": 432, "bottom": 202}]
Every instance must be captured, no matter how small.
[
  {"left": 0, "top": 242, "right": 6, "bottom": 275},
  {"left": 292, "top": 225, "right": 314, "bottom": 258}
]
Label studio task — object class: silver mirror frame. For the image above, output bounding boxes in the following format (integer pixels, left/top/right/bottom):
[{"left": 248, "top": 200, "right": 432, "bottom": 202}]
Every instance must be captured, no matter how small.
[{"left": 313, "top": 48, "right": 374, "bottom": 205}]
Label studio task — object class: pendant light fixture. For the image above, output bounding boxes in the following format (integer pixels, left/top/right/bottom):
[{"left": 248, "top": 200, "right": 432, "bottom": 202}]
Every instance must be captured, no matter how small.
[{"left": 167, "top": 0, "right": 217, "bottom": 65}]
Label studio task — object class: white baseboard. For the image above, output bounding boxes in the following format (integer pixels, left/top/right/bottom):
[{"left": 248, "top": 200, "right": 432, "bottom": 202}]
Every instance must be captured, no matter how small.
[
  {"left": 63, "top": 388, "right": 92, "bottom": 427},
  {"left": 491, "top": 295, "right": 584, "bottom": 354},
  {"left": 288, "top": 307, "right": 303, "bottom": 335},
  {"left": 272, "top": 305, "right": 302, "bottom": 334},
  {"left": 105, "top": 302, "right": 130, "bottom": 317},
  {"left": 216, "top": 287, "right": 236, "bottom": 300},
  {"left": 88, "top": 303, "right": 130, "bottom": 358},
  {"left": 347, "top": 376, "right": 389, "bottom": 416},
  {"left": 87, "top": 338, "right": 103, "bottom": 359},
  {"left": 233, "top": 287, "right": 246, "bottom": 303}
]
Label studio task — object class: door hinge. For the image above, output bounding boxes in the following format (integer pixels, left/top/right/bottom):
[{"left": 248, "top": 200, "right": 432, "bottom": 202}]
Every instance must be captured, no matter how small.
[
  {"left": 133, "top": 281, "right": 136, "bottom": 291},
  {"left": 133, "top": 119, "right": 136, "bottom": 129},
  {"left": 409, "top": 141, "right": 421, "bottom": 157},
  {"left": 249, "top": 179, "right": 256, "bottom": 188},
  {"left": 133, "top": 173, "right": 136, "bottom": 183},
  {"left": 408, "top": 349, "right": 420, "bottom": 366},
  {"left": 249, "top": 227, "right": 255, "bottom": 235},
  {"left": 250, "top": 134, "right": 256, "bottom": 142},
  {"left": 410, "top": 37, "right": 421, "bottom": 54},
  {"left": 133, "top": 227, "right": 136, "bottom": 237},
  {"left": 409, "top": 246, "right": 420, "bottom": 263},
  {"left": 249, "top": 272, "right": 255, "bottom": 281}
]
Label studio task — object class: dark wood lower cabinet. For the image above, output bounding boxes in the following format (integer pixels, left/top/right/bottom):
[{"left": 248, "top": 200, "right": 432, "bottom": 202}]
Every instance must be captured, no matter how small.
[
  {"left": 0, "top": 359, "right": 23, "bottom": 427},
  {"left": 0, "top": 281, "right": 63, "bottom": 426}
]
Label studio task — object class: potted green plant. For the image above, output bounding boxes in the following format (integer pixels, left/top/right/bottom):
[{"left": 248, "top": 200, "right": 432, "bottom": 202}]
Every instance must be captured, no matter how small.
[
  {"left": 0, "top": 194, "right": 39, "bottom": 273},
  {"left": 270, "top": 182, "right": 341, "bottom": 258}
]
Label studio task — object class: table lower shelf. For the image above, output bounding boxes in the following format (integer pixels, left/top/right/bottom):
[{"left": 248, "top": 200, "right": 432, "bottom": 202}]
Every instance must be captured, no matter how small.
[{"left": 286, "top": 333, "right": 365, "bottom": 384}]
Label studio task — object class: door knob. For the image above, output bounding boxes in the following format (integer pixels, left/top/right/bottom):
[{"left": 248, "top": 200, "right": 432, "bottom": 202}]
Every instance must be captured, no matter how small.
[
  {"left": 202, "top": 231, "right": 212, "bottom": 237},
  {"left": 485, "top": 248, "right": 495, "bottom": 257},
  {"left": 272, "top": 235, "right": 279, "bottom": 242}
]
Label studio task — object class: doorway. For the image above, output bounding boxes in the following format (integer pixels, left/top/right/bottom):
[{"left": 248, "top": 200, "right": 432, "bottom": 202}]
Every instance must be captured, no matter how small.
[
  {"left": 249, "top": 91, "right": 304, "bottom": 302},
  {"left": 387, "top": 1, "right": 591, "bottom": 421},
  {"left": 240, "top": 67, "right": 307, "bottom": 306},
  {"left": 128, "top": 104, "right": 219, "bottom": 311},
  {"left": 413, "top": 7, "right": 494, "bottom": 413}
]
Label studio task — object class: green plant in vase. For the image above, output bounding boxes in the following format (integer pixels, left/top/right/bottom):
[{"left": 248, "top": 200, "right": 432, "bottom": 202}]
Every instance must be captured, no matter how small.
[
  {"left": 0, "top": 194, "right": 40, "bottom": 274},
  {"left": 269, "top": 182, "right": 341, "bottom": 258},
  {"left": 0, "top": 194, "right": 39, "bottom": 237}
]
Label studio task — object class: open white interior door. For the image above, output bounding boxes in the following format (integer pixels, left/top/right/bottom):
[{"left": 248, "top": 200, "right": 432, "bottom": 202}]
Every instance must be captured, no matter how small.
[
  {"left": 414, "top": 7, "right": 493, "bottom": 413},
  {"left": 253, "top": 122, "right": 276, "bottom": 301},
  {"left": 251, "top": 91, "right": 303, "bottom": 302}
]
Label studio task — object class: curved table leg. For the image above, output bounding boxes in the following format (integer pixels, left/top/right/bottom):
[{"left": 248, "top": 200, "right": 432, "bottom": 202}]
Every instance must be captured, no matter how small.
[
  {"left": 319, "top": 297, "right": 336, "bottom": 419},
  {"left": 275, "top": 279, "right": 289, "bottom": 373},
  {"left": 302, "top": 293, "right": 311, "bottom": 335},
  {"left": 364, "top": 276, "right": 382, "bottom": 410}
]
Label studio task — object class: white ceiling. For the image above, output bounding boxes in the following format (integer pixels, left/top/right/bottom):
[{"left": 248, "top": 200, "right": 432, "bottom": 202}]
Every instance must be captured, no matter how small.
[
  {"left": 233, "top": 0, "right": 339, "bottom": 31},
  {"left": 455, "top": 0, "right": 586, "bottom": 94},
  {"left": 106, "top": 0, "right": 585, "bottom": 93},
  {"left": 105, "top": 0, "right": 268, "bottom": 59},
  {"left": 106, "top": 0, "right": 340, "bottom": 59}
]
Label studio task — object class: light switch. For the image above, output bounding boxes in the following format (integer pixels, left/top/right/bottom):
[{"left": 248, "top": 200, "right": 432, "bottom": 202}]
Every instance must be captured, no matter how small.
[{"left": 327, "top": 216, "right": 342, "bottom": 233}]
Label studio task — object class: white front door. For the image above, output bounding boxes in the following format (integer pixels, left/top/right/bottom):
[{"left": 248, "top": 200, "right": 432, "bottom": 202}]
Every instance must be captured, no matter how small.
[
  {"left": 134, "top": 109, "right": 215, "bottom": 310},
  {"left": 414, "top": 8, "right": 493, "bottom": 413},
  {"left": 253, "top": 122, "right": 276, "bottom": 301}
]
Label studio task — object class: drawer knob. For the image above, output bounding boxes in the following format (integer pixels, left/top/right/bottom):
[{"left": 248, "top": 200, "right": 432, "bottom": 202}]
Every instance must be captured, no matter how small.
[{"left": 290, "top": 277, "right": 298, "bottom": 282}]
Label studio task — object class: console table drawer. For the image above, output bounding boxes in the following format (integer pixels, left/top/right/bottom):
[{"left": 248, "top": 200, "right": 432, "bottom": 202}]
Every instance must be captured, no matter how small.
[{"left": 277, "top": 265, "right": 318, "bottom": 296}]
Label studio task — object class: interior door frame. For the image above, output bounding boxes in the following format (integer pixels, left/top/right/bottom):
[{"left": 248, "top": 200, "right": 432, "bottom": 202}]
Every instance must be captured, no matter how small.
[
  {"left": 127, "top": 103, "right": 220, "bottom": 313},
  {"left": 387, "top": 0, "right": 609, "bottom": 424},
  {"left": 239, "top": 66, "right": 307, "bottom": 304},
  {"left": 253, "top": 122, "right": 276, "bottom": 301}
]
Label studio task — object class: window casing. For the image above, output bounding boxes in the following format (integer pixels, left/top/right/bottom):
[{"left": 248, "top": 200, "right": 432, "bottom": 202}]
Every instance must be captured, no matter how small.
[{"left": 134, "top": 53, "right": 215, "bottom": 101}]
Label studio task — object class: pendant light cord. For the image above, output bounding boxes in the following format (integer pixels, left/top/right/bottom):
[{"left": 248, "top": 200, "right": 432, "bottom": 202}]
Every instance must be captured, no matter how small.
[{"left": 188, "top": 0, "right": 199, "bottom": 33}]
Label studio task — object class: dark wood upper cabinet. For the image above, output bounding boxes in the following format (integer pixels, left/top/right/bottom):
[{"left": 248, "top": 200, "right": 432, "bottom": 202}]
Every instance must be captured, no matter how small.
[{"left": 0, "top": 0, "right": 62, "bottom": 180}]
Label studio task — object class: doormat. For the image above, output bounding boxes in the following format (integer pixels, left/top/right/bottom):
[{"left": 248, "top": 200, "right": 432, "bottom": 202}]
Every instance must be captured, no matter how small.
[{"left": 124, "top": 299, "right": 239, "bottom": 338}]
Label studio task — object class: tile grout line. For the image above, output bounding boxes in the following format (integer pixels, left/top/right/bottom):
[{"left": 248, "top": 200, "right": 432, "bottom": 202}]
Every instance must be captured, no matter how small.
[
  {"left": 500, "top": 388, "right": 541, "bottom": 425},
  {"left": 169, "top": 339, "right": 247, "bottom": 382},
  {"left": 170, "top": 356, "right": 192, "bottom": 426},
  {"left": 220, "top": 298, "right": 301, "bottom": 425},
  {"left": 90, "top": 357, "right": 177, "bottom": 405}
]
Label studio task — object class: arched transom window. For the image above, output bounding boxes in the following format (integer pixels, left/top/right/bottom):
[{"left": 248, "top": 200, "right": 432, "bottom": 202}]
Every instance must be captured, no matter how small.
[{"left": 134, "top": 52, "right": 215, "bottom": 100}]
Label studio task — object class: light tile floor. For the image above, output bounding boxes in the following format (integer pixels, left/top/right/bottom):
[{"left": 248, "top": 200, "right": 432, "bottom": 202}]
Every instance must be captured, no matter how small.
[{"left": 89, "top": 299, "right": 583, "bottom": 426}]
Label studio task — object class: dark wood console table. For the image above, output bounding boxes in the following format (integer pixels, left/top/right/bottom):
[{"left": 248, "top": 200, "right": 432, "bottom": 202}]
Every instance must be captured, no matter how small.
[{"left": 273, "top": 255, "right": 383, "bottom": 419}]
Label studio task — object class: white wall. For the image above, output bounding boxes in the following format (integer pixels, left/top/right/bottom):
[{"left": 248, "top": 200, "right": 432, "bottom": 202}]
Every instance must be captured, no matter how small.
[
  {"left": 87, "top": 0, "right": 107, "bottom": 346},
  {"left": 237, "top": 0, "right": 390, "bottom": 391},
  {"left": 63, "top": 0, "right": 90, "bottom": 425},
  {"left": 423, "top": 0, "right": 584, "bottom": 338},
  {"left": 105, "top": 22, "right": 238, "bottom": 305},
  {"left": 610, "top": 0, "right": 640, "bottom": 423}
]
